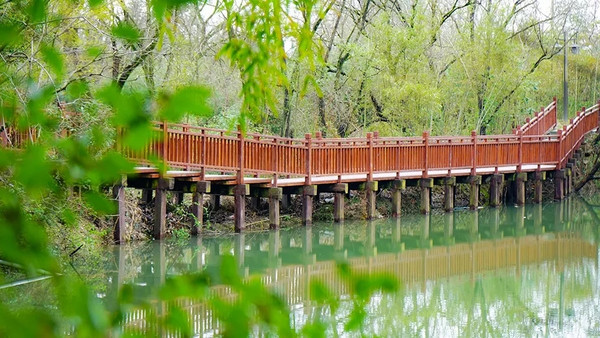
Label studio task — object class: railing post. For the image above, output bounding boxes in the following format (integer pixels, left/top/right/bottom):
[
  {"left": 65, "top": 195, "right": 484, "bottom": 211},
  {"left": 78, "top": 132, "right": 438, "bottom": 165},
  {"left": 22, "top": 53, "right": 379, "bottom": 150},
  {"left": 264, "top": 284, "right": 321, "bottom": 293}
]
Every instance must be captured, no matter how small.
[
  {"left": 367, "top": 132, "right": 374, "bottom": 180},
  {"left": 553, "top": 96, "right": 558, "bottom": 125},
  {"left": 423, "top": 131, "right": 429, "bottom": 178},
  {"left": 557, "top": 129, "right": 563, "bottom": 168},
  {"left": 305, "top": 133, "right": 312, "bottom": 185},
  {"left": 237, "top": 125, "right": 244, "bottom": 185},
  {"left": 517, "top": 129, "right": 523, "bottom": 172},
  {"left": 162, "top": 121, "right": 168, "bottom": 170},
  {"left": 338, "top": 140, "right": 342, "bottom": 183},
  {"left": 396, "top": 139, "right": 401, "bottom": 179},
  {"left": 471, "top": 130, "right": 477, "bottom": 176},
  {"left": 200, "top": 129, "right": 206, "bottom": 180},
  {"left": 272, "top": 138, "right": 278, "bottom": 187},
  {"left": 183, "top": 126, "right": 190, "bottom": 170}
]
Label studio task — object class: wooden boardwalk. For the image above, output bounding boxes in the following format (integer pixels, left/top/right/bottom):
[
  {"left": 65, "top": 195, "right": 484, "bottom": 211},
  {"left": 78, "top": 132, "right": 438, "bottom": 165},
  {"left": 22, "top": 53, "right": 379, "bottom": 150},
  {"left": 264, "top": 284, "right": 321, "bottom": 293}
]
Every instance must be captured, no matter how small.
[{"left": 109, "top": 99, "right": 600, "bottom": 240}]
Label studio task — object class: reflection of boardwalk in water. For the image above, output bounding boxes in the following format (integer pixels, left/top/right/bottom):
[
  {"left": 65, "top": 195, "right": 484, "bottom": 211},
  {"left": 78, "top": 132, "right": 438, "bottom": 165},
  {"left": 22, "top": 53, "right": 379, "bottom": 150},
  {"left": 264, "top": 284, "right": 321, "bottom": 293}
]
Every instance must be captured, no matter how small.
[{"left": 114, "top": 201, "right": 599, "bottom": 335}]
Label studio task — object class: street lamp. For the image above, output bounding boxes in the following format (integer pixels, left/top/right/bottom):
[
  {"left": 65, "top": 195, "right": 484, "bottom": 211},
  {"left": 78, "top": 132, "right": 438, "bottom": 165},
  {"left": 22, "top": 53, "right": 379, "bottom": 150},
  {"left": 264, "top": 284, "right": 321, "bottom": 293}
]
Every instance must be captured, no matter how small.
[{"left": 562, "top": 31, "right": 580, "bottom": 121}]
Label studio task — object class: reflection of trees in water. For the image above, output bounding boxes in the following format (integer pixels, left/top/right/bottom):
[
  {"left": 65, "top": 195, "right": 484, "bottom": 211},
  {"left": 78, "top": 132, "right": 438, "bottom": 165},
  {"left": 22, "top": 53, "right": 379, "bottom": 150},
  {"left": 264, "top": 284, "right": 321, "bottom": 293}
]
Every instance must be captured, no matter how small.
[{"left": 357, "top": 258, "right": 598, "bottom": 337}]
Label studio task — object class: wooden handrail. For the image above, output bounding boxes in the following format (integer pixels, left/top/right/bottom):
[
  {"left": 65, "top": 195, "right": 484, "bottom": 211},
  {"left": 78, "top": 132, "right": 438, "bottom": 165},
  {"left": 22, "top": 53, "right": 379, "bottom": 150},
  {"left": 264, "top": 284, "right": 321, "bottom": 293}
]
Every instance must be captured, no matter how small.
[{"left": 122, "top": 99, "right": 598, "bottom": 180}]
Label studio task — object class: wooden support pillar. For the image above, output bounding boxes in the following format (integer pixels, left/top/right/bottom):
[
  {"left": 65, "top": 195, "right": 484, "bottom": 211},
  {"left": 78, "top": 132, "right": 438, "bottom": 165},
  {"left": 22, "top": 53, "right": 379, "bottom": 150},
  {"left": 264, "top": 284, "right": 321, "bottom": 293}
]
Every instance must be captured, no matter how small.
[
  {"left": 250, "top": 196, "right": 260, "bottom": 210},
  {"left": 174, "top": 192, "right": 184, "bottom": 205},
  {"left": 210, "top": 195, "right": 221, "bottom": 210},
  {"left": 554, "top": 169, "right": 565, "bottom": 200},
  {"left": 281, "top": 195, "right": 290, "bottom": 210},
  {"left": 515, "top": 172, "right": 527, "bottom": 206},
  {"left": 191, "top": 181, "right": 210, "bottom": 236},
  {"left": 489, "top": 174, "right": 504, "bottom": 207},
  {"left": 469, "top": 176, "right": 481, "bottom": 210},
  {"left": 419, "top": 178, "right": 433, "bottom": 214},
  {"left": 141, "top": 189, "right": 153, "bottom": 204},
  {"left": 391, "top": 180, "right": 405, "bottom": 217},
  {"left": 267, "top": 188, "right": 282, "bottom": 229},
  {"left": 533, "top": 172, "right": 545, "bottom": 204},
  {"left": 365, "top": 181, "right": 378, "bottom": 220},
  {"left": 234, "top": 184, "right": 249, "bottom": 232},
  {"left": 154, "top": 178, "right": 172, "bottom": 240},
  {"left": 302, "top": 185, "right": 317, "bottom": 226},
  {"left": 112, "top": 177, "right": 126, "bottom": 244},
  {"left": 443, "top": 177, "right": 455, "bottom": 212}
]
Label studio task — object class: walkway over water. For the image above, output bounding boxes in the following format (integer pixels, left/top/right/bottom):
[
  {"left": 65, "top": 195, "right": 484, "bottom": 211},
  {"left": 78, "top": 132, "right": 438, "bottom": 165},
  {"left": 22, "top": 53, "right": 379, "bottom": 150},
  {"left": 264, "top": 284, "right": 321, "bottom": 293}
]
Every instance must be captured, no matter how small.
[{"left": 110, "top": 99, "right": 600, "bottom": 240}]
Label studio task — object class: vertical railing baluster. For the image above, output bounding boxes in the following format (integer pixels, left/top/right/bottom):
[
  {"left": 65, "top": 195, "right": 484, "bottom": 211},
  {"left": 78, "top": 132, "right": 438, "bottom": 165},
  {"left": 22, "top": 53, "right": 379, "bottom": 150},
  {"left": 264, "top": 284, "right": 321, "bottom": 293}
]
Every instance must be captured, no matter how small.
[
  {"left": 237, "top": 126, "right": 244, "bottom": 184},
  {"left": 471, "top": 130, "right": 477, "bottom": 176},
  {"left": 517, "top": 129, "right": 523, "bottom": 172},
  {"left": 367, "top": 132, "right": 373, "bottom": 180},
  {"left": 423, "top": 131, "right": 429, "bottom": 178},
  {"left": 305, "top": 134, "right": 312, "bottom": 185},
  {"left": 162, "top": 121, "right": 168, "bottom": 170}
]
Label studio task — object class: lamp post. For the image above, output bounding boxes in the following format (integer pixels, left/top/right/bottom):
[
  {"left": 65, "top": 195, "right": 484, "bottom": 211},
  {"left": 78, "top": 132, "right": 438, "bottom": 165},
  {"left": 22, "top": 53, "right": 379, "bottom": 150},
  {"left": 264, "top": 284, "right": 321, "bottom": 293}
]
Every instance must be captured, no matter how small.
[
  {"left": 562, "top": 31, "right": 580, "bottom": 121},
  {"left": 563, "top": 30, "right": 568, "bottom": 121}
]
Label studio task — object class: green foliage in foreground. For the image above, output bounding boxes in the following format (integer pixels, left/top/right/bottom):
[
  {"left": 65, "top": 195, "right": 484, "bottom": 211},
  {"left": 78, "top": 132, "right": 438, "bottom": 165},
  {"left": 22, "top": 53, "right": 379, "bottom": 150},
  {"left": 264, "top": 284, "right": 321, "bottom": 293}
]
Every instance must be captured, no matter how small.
[{"left": 0, "top": 0, "right": 397, "bottom": 336}]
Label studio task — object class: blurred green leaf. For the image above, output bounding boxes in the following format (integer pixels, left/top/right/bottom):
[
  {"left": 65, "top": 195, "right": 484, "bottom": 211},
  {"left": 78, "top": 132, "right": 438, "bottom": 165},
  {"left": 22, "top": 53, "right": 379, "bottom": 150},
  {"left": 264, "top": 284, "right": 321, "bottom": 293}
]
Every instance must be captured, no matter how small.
[
  {"left": 41, "top": 44, "right": 65, "bottom": 79},
  {"left": 158, "top": 86, "right": 212, "bottom": 122},
  {"left": 83, "top": 190, "right": 116, "bottom": 215},
  {"left": 28, "top": 0, "right": 47, "bottom": 22},
  {"left": 111, "top": 22, "right": 141, "bottom": 44},
  {"left": 66, "top": 80, "right": 89, "bottom": 99},
  {"left": 14, "top": 145, "right": 55, "bottom": 196},
  {"left": 0, "top": 22, "right": 22, "bottom": 46}
]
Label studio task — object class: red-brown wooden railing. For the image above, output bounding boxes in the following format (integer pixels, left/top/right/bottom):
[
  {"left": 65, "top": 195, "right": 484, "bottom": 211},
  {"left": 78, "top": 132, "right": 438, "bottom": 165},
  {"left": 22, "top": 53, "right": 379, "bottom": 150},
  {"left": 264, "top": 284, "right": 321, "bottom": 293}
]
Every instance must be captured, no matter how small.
[
  {"left": 514, "top": 98, "right": 557, "bottom": 136},
  {"left": 121, "top": 100, "right": 599, "bottom": 183}
]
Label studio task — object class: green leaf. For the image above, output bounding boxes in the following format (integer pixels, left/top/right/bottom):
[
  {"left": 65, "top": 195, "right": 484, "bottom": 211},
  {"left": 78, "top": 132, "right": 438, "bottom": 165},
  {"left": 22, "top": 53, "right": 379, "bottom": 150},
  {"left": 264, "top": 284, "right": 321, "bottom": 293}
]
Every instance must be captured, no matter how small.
[
  {"left": 86, "top": 46, "right": 104, "bottom": 58},
  {"left": 158, "top": 86, "right": 212, "bottom": 122},
  {"left": 14, "top": 145, "right": 55, "bottom": 196},
  {"left": 111, "top": 22, "right": 141, "bottom": 44},
  {"left": 83, "top": 190, "right": 117, "bottom": 215},
  {"left": 41, "top": 45, "right": 65, "bottom": 78},
  {"left": 88, "top": 0, "right": 103, "bottom": 8},
  {"left": 28, "top": 0, "right": 47, "bottom": 22},
  {"left": 66, "top": 80, "right": 89, "bottom": 99},
  {"left": 0, "top": 22, "right": 22, "bottom": 46}
]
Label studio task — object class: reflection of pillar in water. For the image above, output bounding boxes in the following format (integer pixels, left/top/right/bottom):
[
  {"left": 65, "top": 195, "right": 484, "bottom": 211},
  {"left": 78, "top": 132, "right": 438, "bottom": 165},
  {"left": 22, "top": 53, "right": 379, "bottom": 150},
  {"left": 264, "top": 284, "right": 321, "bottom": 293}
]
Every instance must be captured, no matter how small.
[
  {"left": 491, "top": 207, "right": 500, "bottom": 238},
  {"left": 303, "top": 227, "right": 312, "bottom": 256},
  {"left": 469, "top": 210, "right": 479, "bottom": 242},
  {"left": 152, "top": 241, "right": 166, "bottom": 287},
  {"left": 268, "top": 230, "right": 281, "bottom": 269},
  {"left": 334, "top": 223, "right": 345, "bottom": 251},
  {"left": 392, "top": 218, "right": 402, "bottom": 246},
  {"left": 367, "top": 221, "right": 376, "bottom": 257},
  {"left": 533, "top": 203, "right": 543, "bottom": 234},
  {"left": 444, "top": 212, "right": 454, "bottom": 244},
  {"left": 554, "top": 201, "right": 564, "bottom": 232},
  {"left": 516, "top": 236, "right": 521, "bottom": 278},
  {"left": 420, "top": 214, "right": 430, "bottom": 248},
  {"left": 192, "top": 236, "right": 203, "bottom": 271},
  {"left": 234, "top": 234, "right": 245, "bottom": 270},
  {"left": 559, "top": 271, "right": 565, "bottom": 330},
  {"left": 515, "top": 206, "right": 526, "bottom": 237}
]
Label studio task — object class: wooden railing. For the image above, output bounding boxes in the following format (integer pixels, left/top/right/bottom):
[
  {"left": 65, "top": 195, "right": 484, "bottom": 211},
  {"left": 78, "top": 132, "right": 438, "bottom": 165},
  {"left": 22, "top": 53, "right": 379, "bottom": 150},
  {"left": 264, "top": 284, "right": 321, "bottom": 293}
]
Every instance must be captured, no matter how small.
[
  {"left": 122, "top": 100, "right": 599, "bottom": 182},
  {"left": 514, "top": 98, "right": 557, "bottom": 136}
]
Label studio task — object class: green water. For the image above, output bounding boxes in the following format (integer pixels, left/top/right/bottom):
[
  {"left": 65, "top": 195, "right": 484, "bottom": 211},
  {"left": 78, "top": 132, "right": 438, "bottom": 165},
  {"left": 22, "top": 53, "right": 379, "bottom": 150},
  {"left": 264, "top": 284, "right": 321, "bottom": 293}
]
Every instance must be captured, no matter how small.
[{"left": 98, "top": 198, "right": 600, "bottom": 336}]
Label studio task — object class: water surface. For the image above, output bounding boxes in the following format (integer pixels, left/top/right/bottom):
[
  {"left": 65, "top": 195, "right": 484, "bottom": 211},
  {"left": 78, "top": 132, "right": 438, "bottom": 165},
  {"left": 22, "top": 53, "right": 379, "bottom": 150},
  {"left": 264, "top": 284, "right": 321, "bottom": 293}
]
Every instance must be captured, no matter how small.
[{"left": 102, "top": 198, "right": 600, "bottom": 336}]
